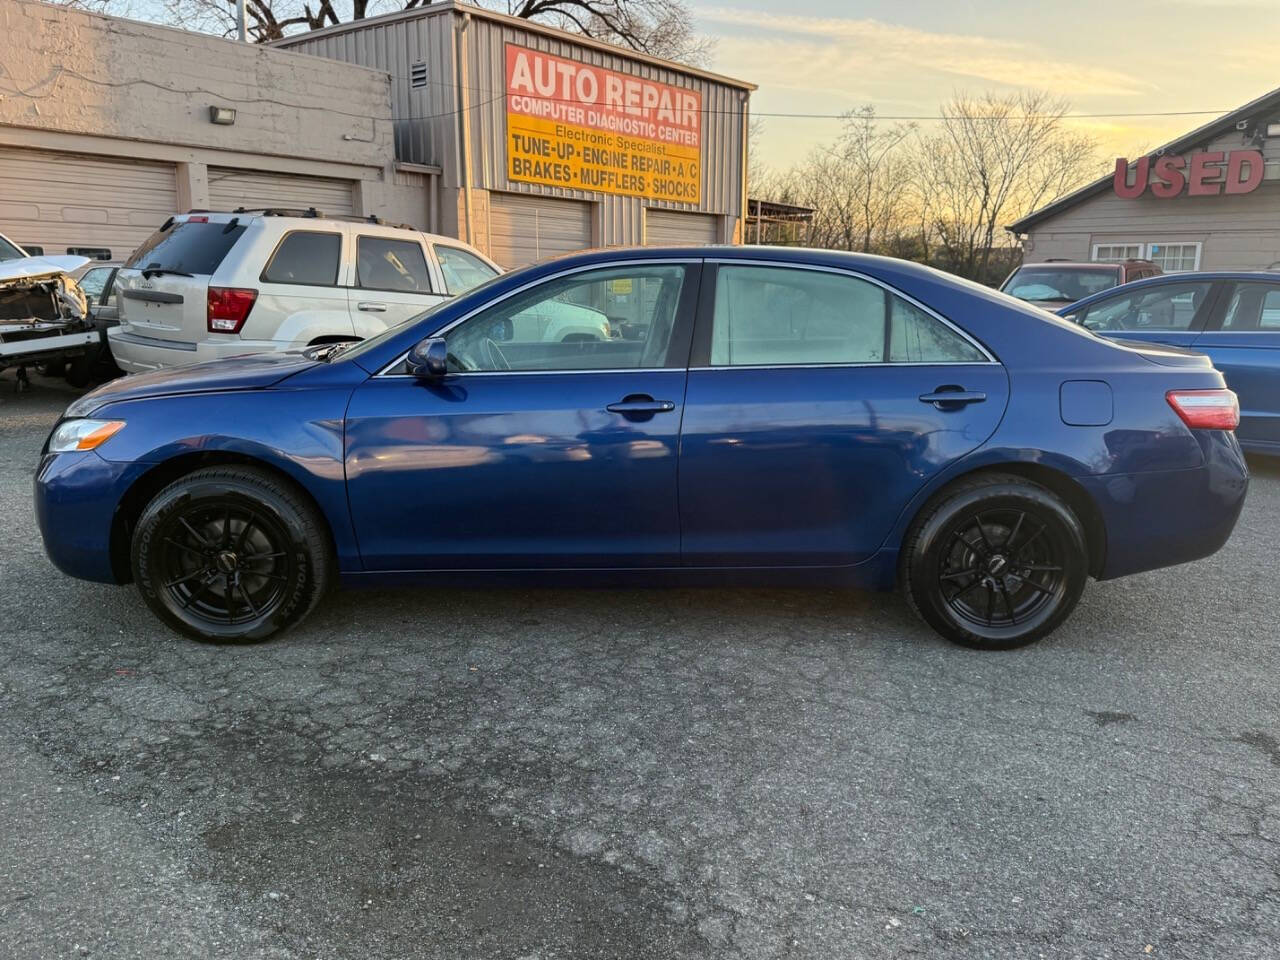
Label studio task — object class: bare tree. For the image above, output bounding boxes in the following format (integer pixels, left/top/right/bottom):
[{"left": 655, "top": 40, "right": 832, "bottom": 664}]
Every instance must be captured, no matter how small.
[
  {"left": 916, "top": 91, "right": 1098, "bottom": 281},
  {"left": 107, "top": 0, "right": 710, "bottom": 61},
  {"left": 754, "top": 108, "right": 914, "bottom": 253}
]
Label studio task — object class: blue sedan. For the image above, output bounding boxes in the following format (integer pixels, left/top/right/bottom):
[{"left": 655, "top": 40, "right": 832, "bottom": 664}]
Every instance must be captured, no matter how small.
[
  {"left": 35, "top": 247, "right": 1248, "bottom": 650},
  {"left": 1058, "top": 271, "right": 1280, "bottom": 453}
]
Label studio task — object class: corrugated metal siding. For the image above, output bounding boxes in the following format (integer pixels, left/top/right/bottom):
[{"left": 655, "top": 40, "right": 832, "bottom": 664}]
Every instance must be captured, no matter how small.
[
  {"left": 0, "top": 146, "right": 176, "bottom": 261},
  {"left": 278, "top": 7, "right": 748, "bottom": 241},
  {"left": 279, "top": 9, "right": 458, "bottom": 176},
  {"left": 208, "top": 168, "right": 356, "bottom": 216}
]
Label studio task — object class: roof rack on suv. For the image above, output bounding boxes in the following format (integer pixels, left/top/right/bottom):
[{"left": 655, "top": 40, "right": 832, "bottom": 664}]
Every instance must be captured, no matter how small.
[{"left": 182, "top": 208, "right": 417, "bottom": 231}]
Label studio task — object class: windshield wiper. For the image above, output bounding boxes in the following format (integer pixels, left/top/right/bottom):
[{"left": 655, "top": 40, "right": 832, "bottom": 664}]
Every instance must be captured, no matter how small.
[
  {"left": 306, "top": 341, "right": 355, "bottom": 362},
  {"left": 140, "top": 266, "right": 195, "bottom": 279}
]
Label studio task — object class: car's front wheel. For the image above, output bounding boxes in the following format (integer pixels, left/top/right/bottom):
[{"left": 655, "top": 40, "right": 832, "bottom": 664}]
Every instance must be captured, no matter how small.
[
  {"left": 900, "top": 474, "right": 1089, "bottom": 650},
  {"left": 131, "top": 466, "right": 332, "bottom": 643}
]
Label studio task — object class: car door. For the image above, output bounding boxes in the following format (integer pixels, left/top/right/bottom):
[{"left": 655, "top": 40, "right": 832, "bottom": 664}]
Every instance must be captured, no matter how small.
[
  {"left": 677, "top": 261, "right": 1009, "bottom": 568},
  {"left": 343, "top": 259, "right": 699, "bottom": 570},
  {"left": 256, "top": 228, "right": 353, "bottom": 344},
  {"left": 1190, "top": 279, "right": 1280, "bottom": 446},
  {"left": 1070, "top": 279, "right": 1219, "bottom": 350},
  {"left": 350, "top": 232, "right": 447, "bottom": 337}
]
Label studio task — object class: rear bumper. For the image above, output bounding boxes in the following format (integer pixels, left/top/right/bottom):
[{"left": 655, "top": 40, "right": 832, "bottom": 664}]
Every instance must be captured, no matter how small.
[
  {"left": 107, "top": 328, "right": 289, "bottom": 372},
  {"left": 1084, "top": 431, "right": 1249, "bottom": 580},
  {"left": 35, "top": 450, "right": 145, "bottom": 584}
]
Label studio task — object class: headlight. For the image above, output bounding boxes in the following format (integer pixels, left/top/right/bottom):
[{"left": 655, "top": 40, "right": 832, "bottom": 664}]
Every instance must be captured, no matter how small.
[{"left": 48, "top": 419, "right": 126, "bottom": 453}]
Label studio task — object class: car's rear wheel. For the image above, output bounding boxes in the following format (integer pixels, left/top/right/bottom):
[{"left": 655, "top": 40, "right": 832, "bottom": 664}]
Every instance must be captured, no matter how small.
[
  {"left": 131, "top": 466, "right": 332, "bottom": 643},
  {"left": 900, "top": 474, "right": 1089, "bottom": 650}
]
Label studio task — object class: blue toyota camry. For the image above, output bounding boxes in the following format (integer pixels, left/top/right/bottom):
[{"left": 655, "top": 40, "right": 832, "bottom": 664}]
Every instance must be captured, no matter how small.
[{"left": 35, "top": 247, "right": 1248, "bottom": 650}]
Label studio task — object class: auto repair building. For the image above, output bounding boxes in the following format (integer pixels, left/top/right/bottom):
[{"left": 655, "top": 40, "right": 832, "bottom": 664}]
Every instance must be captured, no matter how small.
[
  {"left": 274, "top": 0, "right": 754, "bottom": 266},
  {"left": 1009, "top": 87, "right": 1280, "bottom": 272}
]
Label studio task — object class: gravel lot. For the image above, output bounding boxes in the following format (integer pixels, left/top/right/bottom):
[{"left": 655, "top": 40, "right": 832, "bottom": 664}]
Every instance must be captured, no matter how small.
[{"left": 1, "top": 374, "right": 1277, "bottom": 960}]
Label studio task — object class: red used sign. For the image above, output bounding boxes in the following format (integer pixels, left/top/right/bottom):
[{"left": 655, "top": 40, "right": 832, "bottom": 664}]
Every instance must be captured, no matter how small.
[{"left": 1114, "top": 150, "right": 1265, "bottom": 199}]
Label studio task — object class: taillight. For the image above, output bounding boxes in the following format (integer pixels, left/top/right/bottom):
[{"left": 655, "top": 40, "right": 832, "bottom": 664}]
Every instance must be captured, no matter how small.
[
  {"left": 1166, "top": 389, "right": 1240, "bottom": 431},
  {"left": 207, "top": 287, "right": 257, "bottom": 334}
]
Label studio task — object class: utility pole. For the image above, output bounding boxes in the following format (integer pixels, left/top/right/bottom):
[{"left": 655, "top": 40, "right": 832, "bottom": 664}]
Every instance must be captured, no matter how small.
[{"left": 236, "top": 0, "right": 247, "bottom": 41}]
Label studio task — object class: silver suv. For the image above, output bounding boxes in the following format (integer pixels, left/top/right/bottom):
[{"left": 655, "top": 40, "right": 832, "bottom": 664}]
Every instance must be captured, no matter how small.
[{"left": 108, "top": 210, "right": 502, "bottom": 373}]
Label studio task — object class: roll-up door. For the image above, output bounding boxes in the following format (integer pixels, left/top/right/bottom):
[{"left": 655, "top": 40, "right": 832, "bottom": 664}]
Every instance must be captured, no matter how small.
[
  {"left": 207, "top": 167, "right": 356, "bottom": 217},
  {"left": 487, "top": 193, "right": 592, "bottom": 269},
  {"left": 0, "top": 147, "right": 177, "bottom": 263},
  {"left": 644, "top": 209, "right": 721, "bottom": 245}
]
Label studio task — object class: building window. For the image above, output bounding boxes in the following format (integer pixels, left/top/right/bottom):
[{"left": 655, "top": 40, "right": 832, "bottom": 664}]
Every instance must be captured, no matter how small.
[
  {"left": 1146, "top": 242, "right": 1201, "bottom": 273},
  {"left": 1092, "top": 243, "right": 1143, "bottom": 262}
]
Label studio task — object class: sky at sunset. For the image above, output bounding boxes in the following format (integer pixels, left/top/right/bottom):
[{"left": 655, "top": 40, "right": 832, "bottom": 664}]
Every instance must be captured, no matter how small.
[{"left": 691, "top": 0, "right": 1280, "bottom": 174}]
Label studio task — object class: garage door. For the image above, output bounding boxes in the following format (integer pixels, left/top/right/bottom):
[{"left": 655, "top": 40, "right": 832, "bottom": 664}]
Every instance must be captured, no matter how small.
[
  {"left": 488, "top": 193, "right": 592, "bottom": 269},
  {"left": 0, "top": 146, "right": 177, "bottom": 263},
  {"left": 208, "top": 168, "right": 355, "bottom": 217},
  {"left": 645, "top": 209, "right": 720, "bottom": 245}
]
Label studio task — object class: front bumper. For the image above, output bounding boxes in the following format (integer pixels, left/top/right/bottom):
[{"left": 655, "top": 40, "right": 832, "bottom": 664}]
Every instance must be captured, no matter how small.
[
  {"left": 107, "top": 328, "right": 292, "bottom": 373},
  {"left": 35, "top": 450, "right": 147, "bottom": 584},
  {"left": 1084, "top": 430, "right": 1249, "bottom": 580}
]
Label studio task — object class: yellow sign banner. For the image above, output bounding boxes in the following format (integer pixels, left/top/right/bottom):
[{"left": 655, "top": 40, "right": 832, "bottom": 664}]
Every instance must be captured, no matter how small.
[{"left": 505, "top": 45, "right": 703, "bottom": 205}]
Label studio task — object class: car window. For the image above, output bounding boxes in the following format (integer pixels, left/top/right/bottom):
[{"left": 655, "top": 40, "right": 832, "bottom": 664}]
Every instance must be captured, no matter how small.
[
  {"left": 357, "top": 236, "right": 433, "bottom": 293},
  {"left": 435, "top": 245, "right": 499, "bottom": 294},
  {"left": 1002, "top": 267, "right": 1119, "bottom": 303},
  {"left": 77, "top": 267, "right": 111, "bottom": 301},
  {"left": 0, "top": 236, "right": 26, "bottom": 260},
  {"left": 127, "top": 220, "right": 247, "bottom": 275},
  {"left": 444, "top": 264, "right": 687, "bottom": 372},
  {"left": 262, "top": 232, "right": 341, "bottom": 286},
  {"left": 1079, "top": 282, "right": 1213, "bottom": 333},
  {"left": 1221, "top": 282, "right": 1280, "bottom": 331},
  {"left": 710, "top": 265, "right": 984, "bottom": 366}
]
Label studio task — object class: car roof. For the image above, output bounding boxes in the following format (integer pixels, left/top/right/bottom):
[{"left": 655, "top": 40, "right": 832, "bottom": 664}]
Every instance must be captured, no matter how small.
[
  {"left": 1055, "top": 270, "right": 1280, "bottom": 314},
  {"left": 1014, "top": 262, "right": 1124, "bottom": 271}
]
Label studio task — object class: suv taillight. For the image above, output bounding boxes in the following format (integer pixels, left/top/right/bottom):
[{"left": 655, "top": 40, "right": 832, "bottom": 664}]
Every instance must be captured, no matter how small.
[
  {"left": 1167, "top": 389, "right": 1240, "bottom": 431},
  {"left": 207, "top": 287, "right": 257, "bottom": 334}
]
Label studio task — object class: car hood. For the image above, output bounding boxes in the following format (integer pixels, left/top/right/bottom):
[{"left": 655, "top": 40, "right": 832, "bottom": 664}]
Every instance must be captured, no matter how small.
[
  {"left": 0, "top": 255, "right": 90, "bottom": 286},
  {"left": 67, "top": 351, "right": 319, "bottom": 416}
]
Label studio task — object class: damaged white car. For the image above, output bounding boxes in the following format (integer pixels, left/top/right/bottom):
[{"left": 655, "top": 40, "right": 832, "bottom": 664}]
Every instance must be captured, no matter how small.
[{"left": 0, "top": 251, "right": 100, "bottom": 390}]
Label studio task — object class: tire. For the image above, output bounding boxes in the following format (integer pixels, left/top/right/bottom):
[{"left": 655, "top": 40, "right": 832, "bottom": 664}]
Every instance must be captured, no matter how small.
[
  {"left": 64, "top": 350, "right": 94, "bottom": 388},
  {"left": 131, "top": 466, "right": 333, "bottom": 643},
  {"left": 900, "top": 473, "right": 1089, "bottom": 650}
]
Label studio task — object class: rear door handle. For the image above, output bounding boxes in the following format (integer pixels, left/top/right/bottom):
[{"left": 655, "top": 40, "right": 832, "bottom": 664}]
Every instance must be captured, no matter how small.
[
  {"left": 919, "top": 390, "right": 987, "bottom": 408},
  {"left": 357, "top": 301, "right": 387, "bottom": 312}
]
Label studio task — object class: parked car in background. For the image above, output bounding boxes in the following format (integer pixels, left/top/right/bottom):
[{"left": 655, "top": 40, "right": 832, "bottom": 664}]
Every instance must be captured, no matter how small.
[
  {"left": 38, "top": 247, "right": 1246, "bottom": 651},
  {"left": 1000, "top": 259, "right": 1161, "bottom": 310},
  {"left": 1059, "top": 271, "right": 1280, "bottom": 453},
  {"left": 107, "top": 210, "right": 504, "bottom": 374}
]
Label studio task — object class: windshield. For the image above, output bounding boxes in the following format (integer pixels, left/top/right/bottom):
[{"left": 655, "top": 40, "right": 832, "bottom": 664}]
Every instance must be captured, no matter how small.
[
  {"left": 0, "top": 235, "right": 27, "bottom": 261},
  {"left": 126, "top": 220, "right": 247, "bottom": 275},
  {"left": 1002, "top": 267, "right": 1119, "bottom": 303}
]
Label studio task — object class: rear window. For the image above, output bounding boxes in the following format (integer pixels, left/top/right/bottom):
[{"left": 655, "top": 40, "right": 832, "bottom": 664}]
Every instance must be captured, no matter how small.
[
  {"left": 1002, "top": 267, "right": 1120, "bottom": 303},
  {"left": 435, "top": 245, "right": 499, "bottom": 294},
  {"left": 126, "top": 220, "right": 247, "bottom": 275},
  {"left": 0, "top": 236, "right": 26, "bottom": 261}
]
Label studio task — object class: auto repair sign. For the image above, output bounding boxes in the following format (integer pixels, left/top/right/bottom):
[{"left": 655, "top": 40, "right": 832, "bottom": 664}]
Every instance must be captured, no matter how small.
[{"left": 505, "top": 44, "right": 702, "bottom": 204}]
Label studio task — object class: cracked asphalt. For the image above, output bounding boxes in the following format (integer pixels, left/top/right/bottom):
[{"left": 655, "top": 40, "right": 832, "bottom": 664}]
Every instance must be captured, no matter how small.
[{"left": 1, "top": 374, "right": 1277, "bottom": 959}]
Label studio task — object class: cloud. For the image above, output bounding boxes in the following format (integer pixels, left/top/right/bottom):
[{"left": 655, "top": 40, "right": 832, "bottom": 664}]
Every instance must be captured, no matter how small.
[{"left": 695, "top": 8, "right": 1152, "bottom": 98}]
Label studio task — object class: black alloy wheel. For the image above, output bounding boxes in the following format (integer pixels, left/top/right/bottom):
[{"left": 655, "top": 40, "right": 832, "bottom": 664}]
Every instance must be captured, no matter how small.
[
  {"left": 901, "top": 474, "right": 1089, "bottom": 649},
  {"left": 132, "top": 467, "right": 332, "bottom": 642}
]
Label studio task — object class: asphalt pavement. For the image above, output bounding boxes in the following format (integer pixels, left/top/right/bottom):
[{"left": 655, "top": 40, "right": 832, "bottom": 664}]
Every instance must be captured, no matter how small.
[{"left": 1, "top": 373, "right": 1277, "bottom": 959}]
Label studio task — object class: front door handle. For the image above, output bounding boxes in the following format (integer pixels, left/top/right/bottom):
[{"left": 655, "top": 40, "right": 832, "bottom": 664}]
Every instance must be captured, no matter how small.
[
  {"left": 919, "top": 389, "right": 987, "bottom": 409},
  {"left": 607, "top": 395, "right": 676, "bottom": 416},
  {"left": 357, "top": 301, "right": 387, "bottom": 312}
]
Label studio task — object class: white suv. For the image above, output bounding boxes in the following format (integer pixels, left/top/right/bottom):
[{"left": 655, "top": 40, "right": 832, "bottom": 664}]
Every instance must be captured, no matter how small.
[{"left": 107, "top": 210, "right": 504, "bottom": 373}]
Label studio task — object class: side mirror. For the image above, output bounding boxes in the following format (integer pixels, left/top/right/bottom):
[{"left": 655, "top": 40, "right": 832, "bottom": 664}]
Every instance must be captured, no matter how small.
[{"left": 406, "top": 336, "right": 448, "bottom": 378}]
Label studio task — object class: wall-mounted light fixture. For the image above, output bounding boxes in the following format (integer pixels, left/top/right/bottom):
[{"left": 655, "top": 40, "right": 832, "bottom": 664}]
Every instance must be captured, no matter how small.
[
  {"left": 1267, "top": 122, "right": 1280, "bottom": 138},
  {"left": 209, "top": 105, "right": 237, "bottom": 126}
]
